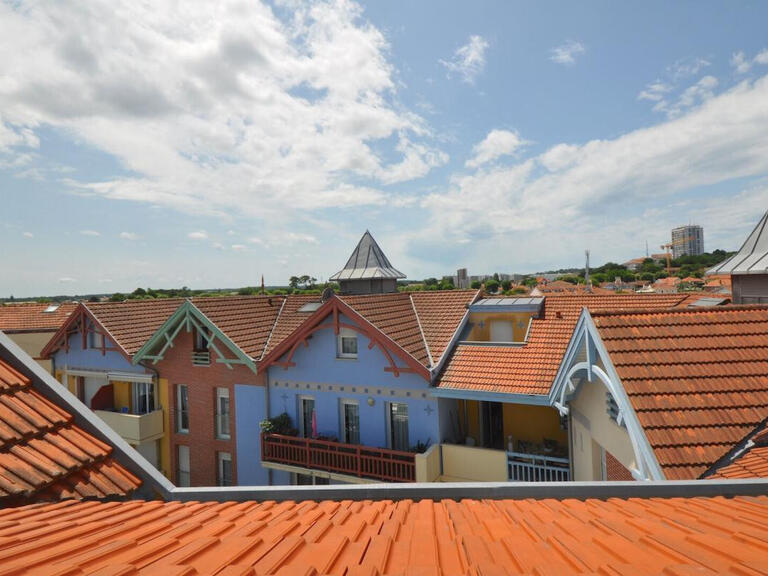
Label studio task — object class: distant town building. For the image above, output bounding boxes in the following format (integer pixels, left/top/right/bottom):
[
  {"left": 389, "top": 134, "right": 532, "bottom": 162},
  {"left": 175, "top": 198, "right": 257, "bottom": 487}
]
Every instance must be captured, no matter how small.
[
  {"left": 708, "top": 210, "right": 768, "bottom": 303},
  {"left": 456, "top": 268, "right": 469, "bottom": 289},
  {"left": 671, "top": 225, "right": 704, "bottom": 259}
]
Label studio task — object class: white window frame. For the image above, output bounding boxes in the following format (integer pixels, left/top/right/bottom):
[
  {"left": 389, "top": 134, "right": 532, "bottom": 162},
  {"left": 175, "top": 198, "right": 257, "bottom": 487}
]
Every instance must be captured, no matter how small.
[
  {"left": 339, "top": 399, "right": 360, "bottom": 444},
  {"left": 217, "top": 451, "right": 233, "bottom": 487},
  {"left": 337, "top": 327, "right": 358, "bottom": 359},
  {"left": 132, "top": 381, "right": 156, "bottom": 415},
  {"left": 298, "top": 395, "right": 315, "bottom": 438},
  {"left": 177, "top": 445, "right": 190, "bottom": 487},
  {"left": 89, "top": 330, "right": 104, "bottom": 350},
  {"left": 215, "top": 387, "right": 230, "bottom": 439},
  {"left": 177, "top": 385, "right": 189, "bottom": 433}
]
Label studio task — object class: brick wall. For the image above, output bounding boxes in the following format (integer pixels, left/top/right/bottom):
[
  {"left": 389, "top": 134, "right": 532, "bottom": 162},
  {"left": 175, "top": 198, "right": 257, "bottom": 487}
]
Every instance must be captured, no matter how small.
[
  {"left": 157, "top": 329, "right": 264, "bottom": 487},
  {"left": 605, "top": 450, "right": 634, "bottom": 481}
]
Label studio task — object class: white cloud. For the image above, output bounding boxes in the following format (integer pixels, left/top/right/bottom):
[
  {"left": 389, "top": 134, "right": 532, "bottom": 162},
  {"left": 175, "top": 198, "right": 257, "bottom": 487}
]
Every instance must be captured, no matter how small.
[
  {"left": 654, "top": 75, "right": 718, "bottom": 118},
  {"left": 420, "top": 75, "right": 768, "bottom": 259},
  {"left": 732, "top": 49, "right": 768, "bottom": 75},
  {"left": 212, "top": 242, "right": 224, "bottom": 250},
  {"left": 22, "top": 231, "right": 33, "bottom": 238},
  {"left": 248, "top": 237, "right": 265, "bottom": 245},
  {"left": 284, "top": 232, "right": 319, "bottom": 244},
  {"left": 187, "top": 231, "right": 208, "bottom": 240},
  {"left": 756, "top": 50, "right": 768, "bottom": 65},
  {"left": 119, "top": 231, "right": 138, "bottom": 240},
  {"left": 58, "top": 276, "right": 76, "bottom": 283},
  {"left": 79, "top": 229, "right": 100, "bottom": 236},
  {"left": 466, "top": 129, "right": 527, "bottom": 168},
  {"left": 668, "top": 57, "right": 710, "bottom": 80},
  {"left": 0, "top": 1, "right": 444, "bottom": 221},
  {"left": 549, "top": 41, "right": 585, "bottom": 65},
  {"left": 638, "top": 81, "right": 672, "bottom": 102},
  {"left": 439, "top": 35, "right": 489, "bottom": 84},
  {"left": 231, "top": 244, "right": 246, "bottom": 251}
]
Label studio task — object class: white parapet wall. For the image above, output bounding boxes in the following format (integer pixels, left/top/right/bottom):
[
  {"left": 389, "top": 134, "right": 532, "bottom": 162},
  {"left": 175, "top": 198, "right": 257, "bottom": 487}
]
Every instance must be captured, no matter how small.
[
  {"left": 440, "top": 443, "right": 508, "bottom": 482},
  {"left": 414, "top": 443, "right": 442, "bottom": 483}
]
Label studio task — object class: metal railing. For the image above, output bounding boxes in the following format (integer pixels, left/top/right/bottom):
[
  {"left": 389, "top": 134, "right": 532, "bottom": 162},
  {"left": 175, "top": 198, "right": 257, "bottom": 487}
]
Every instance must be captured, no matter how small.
[
  {"left": 261, "top": 433, "right": 416, "bottom": 482},
  {"left": 191, "top": 351, "right": 211, "bottom": 366},
  {"left": 507, "top": 451, "right": 570, "bottom": 482}
]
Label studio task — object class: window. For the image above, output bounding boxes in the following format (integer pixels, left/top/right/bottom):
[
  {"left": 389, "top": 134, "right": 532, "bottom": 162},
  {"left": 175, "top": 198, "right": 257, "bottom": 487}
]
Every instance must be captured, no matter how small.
[
  {"left": 177, "top": 445, "right": 190, "bottom": 487},
  {"left": 217, "top": 452, "right": 233, "bottom": 486},
  {"left": 388, "top": 403, "right": 409, "bottom": 451},
  {"left": 298, "top": 396, "right": 315, "bottom": 438},
  {"left": 177, "top": 385, "right": 189, "bottom": 433},
  {"left": 215, "top": 388, "right": 230, "bottom": 439},
  {"left": 340, "top": 400, "right": 360, "bottom": 444},
  {"left": 132, "top": 381, "right": 156, "bottom": 415},
  {"left": 606, "top": 392, "right": 624, "bottom": 427},
  {"left": 89, "top": 331, "right": 104, "bottom": 349},
  {"left": 337, "top": 328, "right": 358, "bottom": 359},
  {"left": 194, "top": 327, "right": 210, "bottom": 351}
]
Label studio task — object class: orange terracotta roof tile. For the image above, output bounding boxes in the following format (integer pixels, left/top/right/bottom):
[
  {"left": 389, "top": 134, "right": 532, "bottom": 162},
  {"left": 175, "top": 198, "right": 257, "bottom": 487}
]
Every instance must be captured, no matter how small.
[
  {"left": 0, "top": 357, "right": 141, "bottom": 504},
  {"left": 410, "top": 290, "right": 478, "bottom": 364},
  {"left": 262, "top": 294, "right": 324, "bottom": 358},
  {"left": 0, "top": 302, "right": 77, "bottom": 332},
  {"left": 84, "top": 299, "right": 186, "bottom": 356},
  {"left": 1, "top": 495, "right": 768, "bottom": 574},
  {"left": 191, "top": 296, "right": 285, "bottom": 359},
  {"left": 593, "top": 306, "right": 768, "bottom": 479},
  {"left": 438, "top": 294, "right": 686, "bottom": 395}
]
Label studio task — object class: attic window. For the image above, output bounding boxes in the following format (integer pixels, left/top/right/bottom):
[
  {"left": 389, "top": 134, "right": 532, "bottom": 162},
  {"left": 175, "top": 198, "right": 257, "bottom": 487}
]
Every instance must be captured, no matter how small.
[
  {"left": 337, "top": 328, "right": 358, "bottom": 359},
  {"left": 43, "top": 304, "right": 60, "bottom": 313},
  {"left": 298, "top": 302, "right": 323, "bottom": 313}
]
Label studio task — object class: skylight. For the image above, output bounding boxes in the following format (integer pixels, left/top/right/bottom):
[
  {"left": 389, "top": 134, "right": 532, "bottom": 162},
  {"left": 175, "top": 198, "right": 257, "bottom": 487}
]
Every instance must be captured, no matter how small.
[
  {"left": 43, "top": 304, "right": 60, "bottom": 313},
  {"left": 298, "top": 302, "right": 323, "bottom": 313}
]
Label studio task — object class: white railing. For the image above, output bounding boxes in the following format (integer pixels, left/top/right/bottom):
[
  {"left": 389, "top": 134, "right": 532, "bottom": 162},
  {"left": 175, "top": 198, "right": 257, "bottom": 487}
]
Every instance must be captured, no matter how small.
[{"left": 507, "top": 451, "right": 570, "bottom": 482}]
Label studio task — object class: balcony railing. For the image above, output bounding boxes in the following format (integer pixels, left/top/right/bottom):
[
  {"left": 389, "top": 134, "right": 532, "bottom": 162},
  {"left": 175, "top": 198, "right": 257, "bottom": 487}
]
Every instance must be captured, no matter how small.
[
  {"left": 508, "top": 451, "right": 570, "bottom": 482},
  {"left": 261, "top": 433, "right": 416, "bottom": 482},
  {"left": 94, "top": 409, "right": 164, "bottom": 444}
]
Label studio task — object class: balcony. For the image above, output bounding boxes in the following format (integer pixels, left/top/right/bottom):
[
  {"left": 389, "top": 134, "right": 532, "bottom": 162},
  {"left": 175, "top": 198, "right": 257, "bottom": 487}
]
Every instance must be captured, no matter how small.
[
  {"left": 507, "top": 451, "right": 570, "bottom": 482},
  {"left": 94, "top": 409, "right": 164, "bottom": 445},
  {"left": 261, "top": 433, "right": 416, "bottom": 483}
]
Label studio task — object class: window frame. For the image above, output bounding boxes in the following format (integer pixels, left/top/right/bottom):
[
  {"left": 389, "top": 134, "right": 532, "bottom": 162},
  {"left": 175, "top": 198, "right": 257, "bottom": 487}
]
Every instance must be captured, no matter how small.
[
  {"left": 132, "top": 381, "right": 156, "bottom": 415},
  {"left": 215, "top": 387, "right": 230, "bottom": 440},
  {"left": 89, "top": 330, "right": 104, "bottom": 350},
  {"left": 177, "top": 444, "right": 190, "bottom": 487},
  {"left": 298, "top": 395, "right": 315, "bottom": 438},
  {"left": 217, "top": 451, "right": 233, "bottom": 487},
  {"left": 386, "top": 402, "right": 410, "bottom": 452},
  {"left": 177, "top": 384, "right": 189, "bottom": 433},
  {"left": 337, "top": 327, "right": 358, "bottom": 359},
  {"left": 339, "top": 399, "right": 360, "bottom": 444}
]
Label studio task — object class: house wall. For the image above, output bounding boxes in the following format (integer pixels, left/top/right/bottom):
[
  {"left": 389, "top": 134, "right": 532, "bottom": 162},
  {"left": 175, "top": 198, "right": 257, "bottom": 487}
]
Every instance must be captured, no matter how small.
[
  {"left": 158, "top": 328, "right": 263, "bottom": 487},
  {"left": 265, "top": 313, "right": 439, "bottom": 485},
  {"left": 465, "top": 312, "right": 532, "bottom": 342},
  {"left": 234, "top": 384, "right": 268, "bottom": 486},
  {"left": 569, "top": 378, "right": 636, "bottom": 481},
  {"left": 732, "top": 274, "right": 768, "bottom": 304},
  {"left": 7, "top": 332, "right": 55, "bottom": 372},
  {"left": 51, "top": 329, "right": 145, "bottom": 375}
]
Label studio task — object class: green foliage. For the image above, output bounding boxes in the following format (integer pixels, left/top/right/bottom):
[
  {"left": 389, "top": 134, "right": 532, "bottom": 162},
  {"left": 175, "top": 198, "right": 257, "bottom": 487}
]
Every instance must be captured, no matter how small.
[
  {"left": 470, "top": 280, "right": 482, "bottom": 289},
  {"left": 260, "top": 412, "right": 297, "bottom": 436},
  {"left": 109, "top": 292, "right": 126, "bottom": 302},
  {"left": 485, "top": 279, "right": 500, "bottom": 293},
  {"left": 410, "top": 439, "right": 431, "bottom": 453},
  {"left": 523, "top": 277, "right": 538, "bottom": 288},
  {"left": 501, "top": 280, "right": 512, "bottom": 291},
  {"left": 423, "top": 277, "right": 439, "bottom": 286},
  {"left": 556, "top": 275, "right": 581, "bottom": 285}
]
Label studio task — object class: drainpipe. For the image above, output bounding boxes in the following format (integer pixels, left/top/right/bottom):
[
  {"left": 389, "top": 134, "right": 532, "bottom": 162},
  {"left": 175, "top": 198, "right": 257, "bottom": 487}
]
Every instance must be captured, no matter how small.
[{"left": 264, "top": 367, "right": 273, "bottom": 486}]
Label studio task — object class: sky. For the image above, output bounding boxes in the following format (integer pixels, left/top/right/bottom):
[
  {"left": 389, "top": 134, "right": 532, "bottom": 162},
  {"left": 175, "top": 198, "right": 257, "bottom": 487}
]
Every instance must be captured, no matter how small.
[{"left": 2, "top": 1, "right": 768, "bottom": 297}]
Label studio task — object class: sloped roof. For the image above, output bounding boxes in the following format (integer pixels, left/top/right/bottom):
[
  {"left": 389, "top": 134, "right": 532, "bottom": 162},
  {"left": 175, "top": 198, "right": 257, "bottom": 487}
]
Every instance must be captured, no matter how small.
[
  {"left": 191, "top": 296, "right": 285, "bottom": 359},
  {"left": 0, "top": 302, "right": 77, "bottom": 332},
  {"left": 81, "top": 299, "right": 185, "bottom": 356},
  {"left": 329, "top": 231, "right": 406, "bottom": 281},
  {"left": 3, "top": 494, "right": 768, "bottom": 574},
  {"left": 709, "top": 211, "right": 768, "bottom": 275},
  {"left": 709, "top": 426, "right": 768, "bottom": 479},
  {"left": 592, "top": 306, "right": 768, "bottom": 480},
  {"left": 410, "top": 290, "right": 478, "bottom": 364},
  {"left": 438, "top": 294, "right": 686, "bottom": 396},
  {"left": 262, "top": 294, "right": 323, "bottom": 358},
  {"left": 0, "top": 357, "right": 141, "bottom": 504}
]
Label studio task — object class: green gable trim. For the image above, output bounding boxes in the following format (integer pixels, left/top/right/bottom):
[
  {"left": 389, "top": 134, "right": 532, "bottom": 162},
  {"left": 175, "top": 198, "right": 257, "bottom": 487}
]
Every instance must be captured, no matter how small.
[{"left": 132, "top": 300, "right": 257, "bottom": 375}]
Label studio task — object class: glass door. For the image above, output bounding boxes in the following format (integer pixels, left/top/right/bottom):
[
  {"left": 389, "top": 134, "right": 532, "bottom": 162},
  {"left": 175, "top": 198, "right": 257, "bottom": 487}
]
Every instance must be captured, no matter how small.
[
  {"left": 340, "top": 400, "right": 359, "bottom": 444},
  {"left": 299, "top": 397, "right": 315, "bottom": 438},
  {"left": 388, "top": 403, "right": 409, "bottom": 451}
]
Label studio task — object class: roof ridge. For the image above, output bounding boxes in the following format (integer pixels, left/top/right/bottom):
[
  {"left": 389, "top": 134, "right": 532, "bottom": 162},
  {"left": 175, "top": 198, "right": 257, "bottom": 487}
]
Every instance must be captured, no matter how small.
[
  {"left": 408, "top": 293, "right": 433, "bottom": 368},
  {"left": 592, "top": 304, "right": 768, "bottom": 318}
]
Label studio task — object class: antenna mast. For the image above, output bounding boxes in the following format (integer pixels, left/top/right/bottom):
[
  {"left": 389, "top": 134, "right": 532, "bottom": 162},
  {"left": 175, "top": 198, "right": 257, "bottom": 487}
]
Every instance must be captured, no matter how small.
[{"left": 585, "top": 250, "right": 591, "bottom": 293}]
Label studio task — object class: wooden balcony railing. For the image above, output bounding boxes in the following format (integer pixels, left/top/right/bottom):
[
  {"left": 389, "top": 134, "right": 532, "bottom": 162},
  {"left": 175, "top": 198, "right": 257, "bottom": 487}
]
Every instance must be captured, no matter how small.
[{"left": 261, "top": 433, "right": 416, "bottom": 482}]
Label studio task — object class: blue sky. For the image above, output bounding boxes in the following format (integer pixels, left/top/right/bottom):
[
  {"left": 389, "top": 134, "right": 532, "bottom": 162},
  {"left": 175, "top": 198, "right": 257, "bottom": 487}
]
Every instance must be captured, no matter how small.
[{"left": 2, "top": 1, "right": 768, "bottom": 297}]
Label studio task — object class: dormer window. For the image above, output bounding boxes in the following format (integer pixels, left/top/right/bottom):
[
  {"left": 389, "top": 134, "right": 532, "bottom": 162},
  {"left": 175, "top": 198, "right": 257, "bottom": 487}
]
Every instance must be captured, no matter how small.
[{"left": 337, "top": 328, "right": 358, "bottom": 359}]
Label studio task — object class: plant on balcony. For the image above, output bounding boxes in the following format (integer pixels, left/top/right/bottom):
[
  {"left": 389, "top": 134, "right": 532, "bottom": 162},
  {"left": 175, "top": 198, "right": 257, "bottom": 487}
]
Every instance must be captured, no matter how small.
[
  {"left": 409, "top": 439, "right": 430, "bottom": 453},
  {"left": 259, "top": 412, "right": 298, "bottom": 436}
]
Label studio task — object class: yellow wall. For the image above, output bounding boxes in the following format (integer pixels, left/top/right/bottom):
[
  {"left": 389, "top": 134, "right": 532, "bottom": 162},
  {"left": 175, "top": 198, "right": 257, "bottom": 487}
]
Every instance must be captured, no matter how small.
[
  {"left": 441, "top": 443, "right": 508, "bottom": 481},
  {"left": 458, "top": 399, "right": 480, "bottom": 441},
  {"left": 503, "top": 404, "right": 567, "bottom": 449},
  {"left": 466, "top": 312, "right": 532, "bottom": 342},
  {"left": 158, "top": 377, "right": 171, "bottom": 479},
  {"left": 112, "top": 381, "right": 132, "bottom": 412}
]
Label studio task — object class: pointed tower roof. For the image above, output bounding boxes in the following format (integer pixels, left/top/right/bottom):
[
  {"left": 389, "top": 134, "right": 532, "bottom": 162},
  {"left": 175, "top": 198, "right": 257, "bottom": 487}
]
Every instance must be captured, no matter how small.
[
  {"left": 329, "top": 231, "right": 406, "bottom": 281},
  {"left": 708, "top": 211, "right": 768, "bottom": 275}
]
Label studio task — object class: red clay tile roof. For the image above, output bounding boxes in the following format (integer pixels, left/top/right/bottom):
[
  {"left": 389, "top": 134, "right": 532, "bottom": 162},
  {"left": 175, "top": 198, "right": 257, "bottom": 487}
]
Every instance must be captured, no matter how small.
[
  {"left": 2, "top": 495, "right": 768, "bottom": 574},
  {"left": 438, "top": 294, "right": 686, "bottom": 395},
  {"left": 191, "top": 296, "right": 286, "bottom": 359},
  {"left": 264, "top": 291, "right": 478, "bottom": 370},
  {"left": 709, "top": 426, "right": 768, "bottom": 479},
  {"left": 84, "top": 299, "right": 185, "bottom": 356},
  {"left": 0, "top": 302, "right": 77, "bottom": 333},
  {"left": 0, "top": 357, "right": 141, "bottom": 504},
  {"left": 592, "top": 306, "right": 768, "bottom": 480}
]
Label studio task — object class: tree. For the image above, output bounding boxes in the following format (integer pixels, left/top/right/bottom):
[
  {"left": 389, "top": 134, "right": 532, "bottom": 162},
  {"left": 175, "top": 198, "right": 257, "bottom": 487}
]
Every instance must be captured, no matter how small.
[
  {"left": 424, "top": 277, "right": 438, "bottom": 286},
  {"left": 109, "top": 293, "right": 125, "bottom": 302},
  {"left": 288, "top": 276, "right": 300, "bottom": 290},
  {"left": 485, "top": 279, "right": 500, "bottom": 293},
  {"left": 470, "top": 280, "right": 482, "bottom": 289},
  {"left": 132, "top": 288, "right": 147, "bottom": 297},
  {"left": 501, "top": 280, "right": 512, "bottom": 291}
]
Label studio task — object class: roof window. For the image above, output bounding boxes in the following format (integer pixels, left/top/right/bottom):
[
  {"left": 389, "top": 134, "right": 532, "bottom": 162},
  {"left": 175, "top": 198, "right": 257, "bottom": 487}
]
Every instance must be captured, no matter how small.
[{"left": 43, "top": 304, "right": 60, "bottom": 313}]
